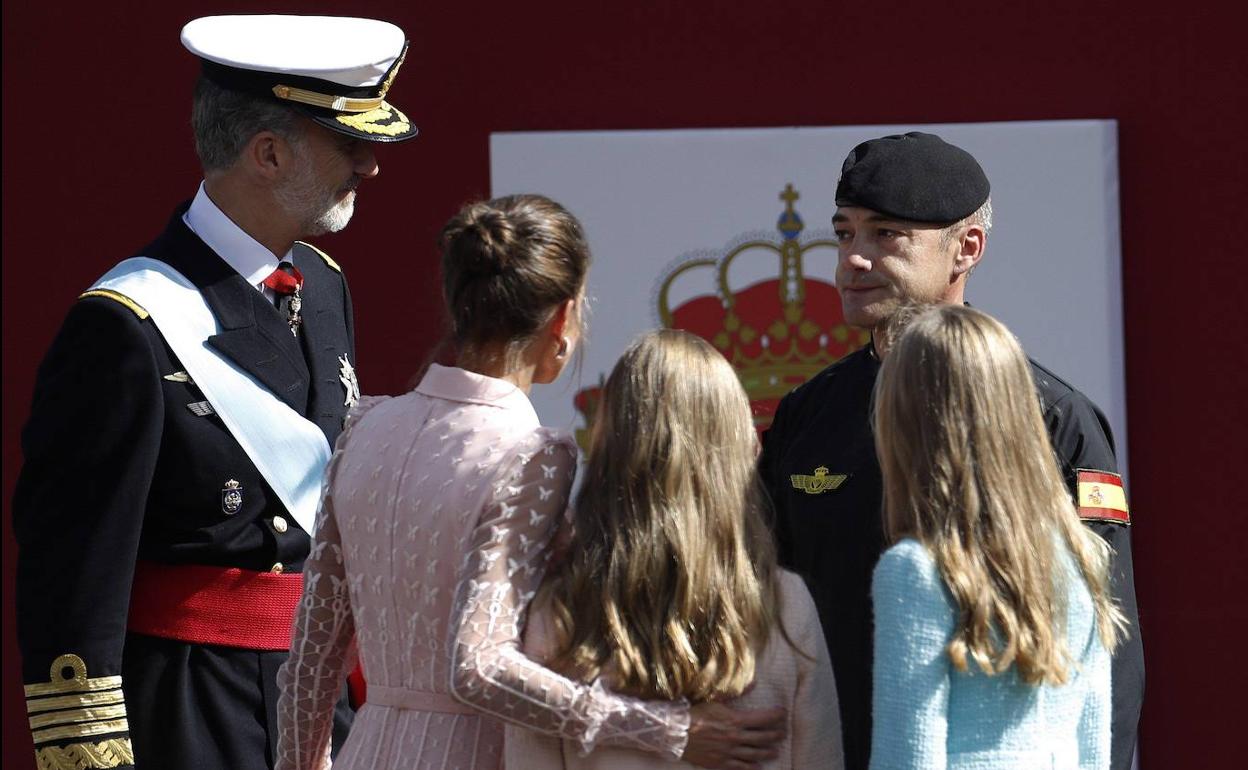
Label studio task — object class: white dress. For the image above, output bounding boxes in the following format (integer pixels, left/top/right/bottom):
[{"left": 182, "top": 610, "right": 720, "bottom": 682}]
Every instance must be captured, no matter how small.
[
  {"left": 506, "top": 570, "right": 847, "bottom": 769},
  {"left": 275, "top": 365, "right": 689, "bottom": 770}
]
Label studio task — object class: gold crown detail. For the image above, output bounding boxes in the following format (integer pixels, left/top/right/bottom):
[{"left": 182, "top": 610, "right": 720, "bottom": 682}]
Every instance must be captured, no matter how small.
[
  {"left": 656, "top": 184, "right": 867, "bottom": 429},
  {"left": 572, "top": 184, "right": 868, "bottom": 444}
]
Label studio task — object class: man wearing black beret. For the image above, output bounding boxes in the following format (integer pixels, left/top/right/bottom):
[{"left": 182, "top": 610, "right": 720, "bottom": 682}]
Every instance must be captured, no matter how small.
[{"left": 758, "top": 131, "right": 1143, "bottom": 770}]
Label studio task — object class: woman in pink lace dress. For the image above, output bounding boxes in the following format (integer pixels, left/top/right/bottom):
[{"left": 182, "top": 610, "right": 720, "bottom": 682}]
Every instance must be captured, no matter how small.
[
  {"left": 507, "top": 330, "right": 845, "bottom": 770},
  {"left": 275, "top": 196, "right": 783, "bottom": 770}
]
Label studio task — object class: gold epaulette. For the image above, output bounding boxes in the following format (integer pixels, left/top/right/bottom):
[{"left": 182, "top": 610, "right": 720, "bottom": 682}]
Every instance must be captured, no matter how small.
[
  {"left": 296, "top": 240, "right": 342, "bottom": 273},
  {"left": 78, "top": 289, "right": 149, "bottom": 320},
  {"left": 25, "top": 654, "right": 133, "bottom": 769}
]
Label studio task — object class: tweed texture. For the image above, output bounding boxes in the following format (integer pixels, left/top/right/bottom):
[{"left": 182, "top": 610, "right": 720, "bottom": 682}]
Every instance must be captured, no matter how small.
[{"left": 870, "top": 539, "right": 1109, "bottom": 770}]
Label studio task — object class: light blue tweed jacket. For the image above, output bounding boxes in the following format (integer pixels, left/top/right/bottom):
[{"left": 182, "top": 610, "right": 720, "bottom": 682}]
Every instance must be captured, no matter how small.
[{"left": 870, "top": 538, "right": 1110, "bottom": 770}]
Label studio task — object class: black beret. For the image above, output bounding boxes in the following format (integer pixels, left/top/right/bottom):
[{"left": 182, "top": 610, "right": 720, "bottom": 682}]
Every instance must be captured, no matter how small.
[{"left": 835, "top": 132, "right": 990, "bottom": 224}]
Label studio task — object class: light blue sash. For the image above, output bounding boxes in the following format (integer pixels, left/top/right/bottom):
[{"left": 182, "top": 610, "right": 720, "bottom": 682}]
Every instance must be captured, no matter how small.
[{"left": 92, "top": 257, "right": 330, "bottom": 534}]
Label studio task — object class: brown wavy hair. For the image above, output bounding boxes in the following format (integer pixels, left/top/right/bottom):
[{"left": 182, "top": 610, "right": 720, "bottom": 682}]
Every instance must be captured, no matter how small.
[
  {"left": 873, "top": 304, "right": 1125, "bottom": 685},
  {"left": 541, "top": 329, "right": 781, "bottom": 701}
]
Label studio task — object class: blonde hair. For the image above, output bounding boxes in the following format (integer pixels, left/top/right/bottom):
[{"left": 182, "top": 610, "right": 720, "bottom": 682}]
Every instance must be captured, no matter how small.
[
  {"left": 873, "top": 305, "right": 1124, "bottom": 685},
  {"left": 542, "top": 329, "right": 781, "bottom": 701}
]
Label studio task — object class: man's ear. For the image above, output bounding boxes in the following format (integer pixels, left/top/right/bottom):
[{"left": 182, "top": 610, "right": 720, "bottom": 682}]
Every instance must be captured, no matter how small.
[
  {"left": 954, "top": 224, "right": 986, "bottom": 276},
  {"left": 240, "top": 130, "right": 291, "bottom": 182}
]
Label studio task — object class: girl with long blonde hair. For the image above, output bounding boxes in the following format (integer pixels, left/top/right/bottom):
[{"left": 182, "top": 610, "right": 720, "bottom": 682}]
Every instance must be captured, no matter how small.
[
  {"left": 506, "top": 329, "right": 845, "bottom": 769},
  {"left": 870, "top": 304, "right": 1125, "bottom": 769}
]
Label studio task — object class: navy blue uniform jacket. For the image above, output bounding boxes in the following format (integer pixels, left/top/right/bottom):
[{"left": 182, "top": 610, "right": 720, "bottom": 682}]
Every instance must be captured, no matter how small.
[{"left": 14, "top": 205, "right": 356, "bottom": 770}]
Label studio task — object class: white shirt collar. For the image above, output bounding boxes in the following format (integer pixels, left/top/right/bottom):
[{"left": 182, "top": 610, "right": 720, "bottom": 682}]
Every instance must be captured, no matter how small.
[{"left": 183, "top": 182, "right": 293, "bottom": 290}]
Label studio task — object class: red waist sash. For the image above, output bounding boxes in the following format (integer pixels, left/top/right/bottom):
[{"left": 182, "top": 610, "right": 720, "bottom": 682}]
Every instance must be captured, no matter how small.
[{"left": 127, "top": 561, "right": 303, "bottom": 651}]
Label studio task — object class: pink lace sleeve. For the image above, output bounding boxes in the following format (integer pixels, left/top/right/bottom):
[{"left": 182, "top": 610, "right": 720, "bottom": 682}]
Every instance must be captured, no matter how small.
[
  {"left": 275, "top": 397, "right": 388, "bottom": 770},
  {"left": 448, "top": 431, "right": 691, "bottom": 759}
]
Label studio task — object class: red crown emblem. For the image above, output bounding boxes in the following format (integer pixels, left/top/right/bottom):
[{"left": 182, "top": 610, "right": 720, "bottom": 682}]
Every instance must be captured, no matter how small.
[{"left": 574, "top": 184, "right": 867, "bottom": 446}]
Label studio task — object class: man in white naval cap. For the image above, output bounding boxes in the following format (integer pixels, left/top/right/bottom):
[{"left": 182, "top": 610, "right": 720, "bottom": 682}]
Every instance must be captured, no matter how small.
[{"left": 13, "top": 15, "right": 415, "bottom": 770}]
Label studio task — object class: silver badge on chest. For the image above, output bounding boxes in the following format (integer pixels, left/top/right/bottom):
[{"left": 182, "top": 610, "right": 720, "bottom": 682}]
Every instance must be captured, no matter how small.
[
  {"left": 221, "top": 479, "right": 243, "bottom": 514},
  {"left": 338, "top": 354, "right": 360, "bottom": 407}
]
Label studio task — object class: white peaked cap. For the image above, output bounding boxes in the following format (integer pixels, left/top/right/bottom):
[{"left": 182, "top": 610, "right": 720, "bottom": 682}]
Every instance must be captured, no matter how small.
[
  {"left": 181, "top": 15, "right": 418, "bottom": 142},
  {"left": 182, "top": 15, "right": 405, "bottom": 88}
]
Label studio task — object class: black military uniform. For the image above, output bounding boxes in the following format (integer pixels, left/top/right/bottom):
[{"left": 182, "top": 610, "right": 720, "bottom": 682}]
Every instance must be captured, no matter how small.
[
  {"left": 14, "top": 15, "right": 419, "bottom": 770},
  {"left": 14, "top": 206, "right": 358, "bottom": 769},
  {"left": 760, "top": 132, "right": 1143, "bottom": 770}
]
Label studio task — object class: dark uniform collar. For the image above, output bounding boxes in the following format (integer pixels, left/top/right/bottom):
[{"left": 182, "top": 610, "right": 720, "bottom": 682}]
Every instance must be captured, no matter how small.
[{"left": 865, "top": 335, "right": 880, "bottom": 362}]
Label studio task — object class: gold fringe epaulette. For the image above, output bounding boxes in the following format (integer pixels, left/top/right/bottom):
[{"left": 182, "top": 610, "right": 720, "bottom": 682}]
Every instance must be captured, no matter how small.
[
  {"left": 25, "top": 655, "right": 132, "bottom": 769},
  {"left": 296, "top": 240, "right": 342, "bottom": 273},
  {"left": 78, "top": 289, "right": 149, "bottom": 320}
]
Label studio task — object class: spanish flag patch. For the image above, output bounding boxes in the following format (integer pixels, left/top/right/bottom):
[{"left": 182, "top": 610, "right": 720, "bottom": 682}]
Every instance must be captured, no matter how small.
[{"left": 1076, "top": 470, "right": 1130, "bottom": 525}]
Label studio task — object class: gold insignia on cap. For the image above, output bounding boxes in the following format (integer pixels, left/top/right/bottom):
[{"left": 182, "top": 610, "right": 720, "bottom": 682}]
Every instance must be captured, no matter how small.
[
  {"left": 335, "top": 104, "right": 412, "bottom": 136},
  {"left": 272, "top": 84, "right": 386, "bottom": 113},
  {"left": 377, "top": 44, "right": 407, "bottom": 99},
  {"left": 790, "top": 466, "right": 848, "bottom": 495}
]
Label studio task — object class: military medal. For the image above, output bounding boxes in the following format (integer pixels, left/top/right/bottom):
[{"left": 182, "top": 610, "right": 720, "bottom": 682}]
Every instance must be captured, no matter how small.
[
  {"left": 221, "top": 479, "right": 243, "bottom": 514},
  {"left": 338, "top": 354, "right": 360, "bottom": 407},
  {"left": 263, "top": 263, "right": 304, "bottom": 337},
  {"left": 286, "top": 284, "right": 303, "bottom": 337}
]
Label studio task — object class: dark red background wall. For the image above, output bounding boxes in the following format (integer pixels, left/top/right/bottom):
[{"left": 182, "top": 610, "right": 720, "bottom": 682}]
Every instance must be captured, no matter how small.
[{"left": 4, "top": 1, "right": 1245, "bottom": 767}]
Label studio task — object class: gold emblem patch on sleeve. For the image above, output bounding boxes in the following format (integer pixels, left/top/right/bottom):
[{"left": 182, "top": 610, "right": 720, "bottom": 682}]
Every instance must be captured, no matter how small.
[{"left": 790, "top": 466, "right": 848, "bottom": 495}]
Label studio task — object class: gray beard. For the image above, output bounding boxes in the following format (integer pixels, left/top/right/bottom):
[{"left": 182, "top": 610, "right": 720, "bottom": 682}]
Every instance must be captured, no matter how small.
[
  {"left": 275, "top": 160, "right": 355, "bottom": 237},
  {"left": 306, "top": 193, "right": 355, "bottom": 236}
]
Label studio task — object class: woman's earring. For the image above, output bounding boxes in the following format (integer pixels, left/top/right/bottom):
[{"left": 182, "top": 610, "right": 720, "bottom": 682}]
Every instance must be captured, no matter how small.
[{"left": 556, "top": 337, "right": 569, "bottom": 358}]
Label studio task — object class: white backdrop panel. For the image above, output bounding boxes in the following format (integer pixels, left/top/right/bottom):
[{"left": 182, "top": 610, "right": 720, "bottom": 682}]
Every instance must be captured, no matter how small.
[{"left": 490, "top": 120, "right": 1127, "bottom": 475}]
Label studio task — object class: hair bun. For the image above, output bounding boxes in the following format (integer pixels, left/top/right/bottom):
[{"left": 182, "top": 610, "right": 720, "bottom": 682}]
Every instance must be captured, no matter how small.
[
  {"left": 453, "top": 206, "right": 517, "bottom": 275},
  {"left": 439, "top": 194, "right": 590, "bottom": 350}
]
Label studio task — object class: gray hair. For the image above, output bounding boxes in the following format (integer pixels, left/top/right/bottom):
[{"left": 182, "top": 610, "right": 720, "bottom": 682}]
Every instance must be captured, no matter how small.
[
  {"left": 940, "top": 197, "right": 993, "bottom": 248},
  {"left": 967, "top": 197, "right": 994, "bottom": 235},
  {"left": 191, "top": 75, "right": 304, "bottom": 172}
]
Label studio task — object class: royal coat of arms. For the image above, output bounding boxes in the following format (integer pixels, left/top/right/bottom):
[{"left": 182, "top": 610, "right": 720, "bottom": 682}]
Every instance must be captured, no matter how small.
[{"left": 574, "top": 185, "right": 868, "bottom": 447}]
